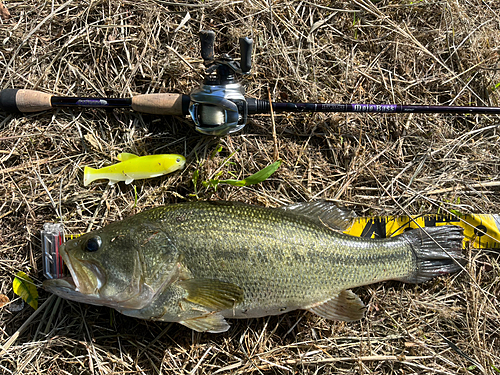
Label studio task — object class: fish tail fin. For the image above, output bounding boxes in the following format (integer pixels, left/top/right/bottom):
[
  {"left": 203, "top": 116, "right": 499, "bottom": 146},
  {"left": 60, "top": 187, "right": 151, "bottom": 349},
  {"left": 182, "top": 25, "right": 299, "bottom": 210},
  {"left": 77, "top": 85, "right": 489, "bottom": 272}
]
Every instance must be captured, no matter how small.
[
  {"left": 400, "top": 226, "right": 465, "bottom": 284},
  {"left": 83, "top": 166, "right": 97, "bottom": 187}
]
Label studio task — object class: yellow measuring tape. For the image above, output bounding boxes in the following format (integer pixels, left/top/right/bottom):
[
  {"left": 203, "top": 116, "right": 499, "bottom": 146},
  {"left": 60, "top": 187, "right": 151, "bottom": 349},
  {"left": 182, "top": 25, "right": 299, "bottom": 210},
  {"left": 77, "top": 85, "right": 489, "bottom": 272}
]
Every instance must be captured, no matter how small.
[{"left": 343, "top": 213, "right": 500, "bottom": 249}]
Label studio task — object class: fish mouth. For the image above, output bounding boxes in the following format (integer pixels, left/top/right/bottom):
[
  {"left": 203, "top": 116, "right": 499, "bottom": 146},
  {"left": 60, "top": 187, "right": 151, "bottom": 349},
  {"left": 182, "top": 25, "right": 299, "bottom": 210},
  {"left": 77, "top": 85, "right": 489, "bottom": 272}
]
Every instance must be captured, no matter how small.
[
  {"left": 43, "top": 243, "right": 107, "bottom": 303},
  {"left": 43, "top": 241, "right": 154, "bottom": 310},
  {"left": 43, "top": 276, "right": 77, "bottom": 290},
  {"left": 43, "top": 276, "right": 110, "bottom": 307}
]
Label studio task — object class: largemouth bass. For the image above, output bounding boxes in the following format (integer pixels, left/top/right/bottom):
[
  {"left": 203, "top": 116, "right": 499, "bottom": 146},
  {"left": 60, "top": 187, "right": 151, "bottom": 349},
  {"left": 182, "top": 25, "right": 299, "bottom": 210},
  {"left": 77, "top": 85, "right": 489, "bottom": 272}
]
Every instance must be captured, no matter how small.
[{"left": 43, "top": 201, "right": 464, "bottom": 333}]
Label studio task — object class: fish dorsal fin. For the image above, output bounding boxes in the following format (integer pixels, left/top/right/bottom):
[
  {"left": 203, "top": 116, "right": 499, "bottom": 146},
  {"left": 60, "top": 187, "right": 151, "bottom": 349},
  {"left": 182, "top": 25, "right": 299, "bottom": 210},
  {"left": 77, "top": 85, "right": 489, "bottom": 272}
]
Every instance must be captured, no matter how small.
[
  {"left": 179, "top": 279, "right": 244, "bottom": 311},
  {"left": 180, "top": 313, "right": 230, "bottom": 333},
  {"left": 307, "top": 290, "right": 366, "bottom": 322},
  {"left": 279, "top": 201, "right": 356, "bottom": 230},
  {"left": 116, "top": 152, "right": 139, "bottom": 162}
]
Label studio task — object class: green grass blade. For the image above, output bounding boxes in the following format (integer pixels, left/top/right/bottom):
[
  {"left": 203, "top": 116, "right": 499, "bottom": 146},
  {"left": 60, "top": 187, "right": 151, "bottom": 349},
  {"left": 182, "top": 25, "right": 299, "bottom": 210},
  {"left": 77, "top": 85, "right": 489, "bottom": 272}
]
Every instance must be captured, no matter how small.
[{"left": 219, "top": 160, "right": 282, "bottom": 187}]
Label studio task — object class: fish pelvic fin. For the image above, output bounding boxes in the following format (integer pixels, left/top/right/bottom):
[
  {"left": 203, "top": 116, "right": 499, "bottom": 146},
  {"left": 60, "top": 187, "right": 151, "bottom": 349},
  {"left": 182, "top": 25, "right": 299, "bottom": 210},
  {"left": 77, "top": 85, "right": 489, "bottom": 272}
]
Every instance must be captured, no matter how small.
[
  {"left": 174, "top": 279, "right": 243, "bottom": 333},
  {"left": 180, "top": 313, "right": 230, "bottom": 333},
  {"left": 307, "top": 290, "right": 366, "bottom": 322},
  {"left": 83, "top": 166, "right": 97, "bottom": 187},
  {"left": 400, "top": 225, "right": 465, "bottom": 284}
]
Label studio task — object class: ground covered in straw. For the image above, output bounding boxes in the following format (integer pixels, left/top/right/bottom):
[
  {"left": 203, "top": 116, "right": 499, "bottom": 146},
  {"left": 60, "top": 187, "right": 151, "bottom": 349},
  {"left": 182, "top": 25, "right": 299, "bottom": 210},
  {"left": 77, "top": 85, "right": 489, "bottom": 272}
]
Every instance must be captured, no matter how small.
[{"left": 1, "top": 0, "right": 499, "bottom": 374}]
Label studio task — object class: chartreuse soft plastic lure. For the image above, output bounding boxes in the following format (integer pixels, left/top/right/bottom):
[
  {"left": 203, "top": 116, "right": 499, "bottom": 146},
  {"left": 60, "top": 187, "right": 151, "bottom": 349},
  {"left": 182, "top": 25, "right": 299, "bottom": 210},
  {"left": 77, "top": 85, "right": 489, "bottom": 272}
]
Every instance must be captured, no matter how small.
[{"left": 84, "top": 153, "right": 185, "bottom": 186}]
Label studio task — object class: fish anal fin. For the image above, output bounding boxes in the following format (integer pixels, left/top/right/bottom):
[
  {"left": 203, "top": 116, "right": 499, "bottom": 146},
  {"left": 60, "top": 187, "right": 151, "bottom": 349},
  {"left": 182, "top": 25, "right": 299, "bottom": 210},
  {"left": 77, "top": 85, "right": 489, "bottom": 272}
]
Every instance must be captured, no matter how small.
[
  {"left": 117, "top": 152, "right": 139, "bottom": 161},
  {"left": 307, "top": 290, "right": 365, "bottom": 322},
  {"left": 280, "top": 201, "right": 356, "bottom": 231},
  {"left": 179, "top": 279, "right": 244, "bottom": 311},
  {"left": 180, "top": 313, "right": 230, "bottom": 333}
]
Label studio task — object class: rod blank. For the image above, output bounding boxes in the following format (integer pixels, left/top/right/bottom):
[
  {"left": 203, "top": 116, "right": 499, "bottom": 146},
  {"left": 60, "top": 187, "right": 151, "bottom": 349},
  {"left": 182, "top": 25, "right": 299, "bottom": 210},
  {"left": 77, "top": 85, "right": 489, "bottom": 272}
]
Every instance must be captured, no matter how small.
[{"left": 246, "top": 98, "right": 500, "bottom": 115}]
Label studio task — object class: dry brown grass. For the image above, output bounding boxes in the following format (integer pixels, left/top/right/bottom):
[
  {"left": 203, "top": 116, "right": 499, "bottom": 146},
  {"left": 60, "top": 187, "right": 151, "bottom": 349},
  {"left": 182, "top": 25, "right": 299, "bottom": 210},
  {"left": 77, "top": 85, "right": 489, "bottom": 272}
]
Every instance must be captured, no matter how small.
[{"left": 1, "top": 0, "right": 499, "bottom": 373}]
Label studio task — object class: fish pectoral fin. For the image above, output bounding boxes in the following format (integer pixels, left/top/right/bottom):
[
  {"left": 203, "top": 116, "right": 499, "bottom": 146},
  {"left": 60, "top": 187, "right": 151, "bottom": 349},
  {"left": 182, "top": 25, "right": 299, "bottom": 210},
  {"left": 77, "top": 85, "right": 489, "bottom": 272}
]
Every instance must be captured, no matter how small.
[
  {"left": 179, "top": 278, "right": 244, "bottom": 311},
  {"left": 279, "top": 201, "right": 356, "bottom": 231},
  {"left": 180, "top": 313, "right": 230, "bottom": 333},
  {"left": 116, "top": 152, "right": 139, "bottom": 161},
  {"left": 307, "top": 290, "right": 366, "bottom": 322}
]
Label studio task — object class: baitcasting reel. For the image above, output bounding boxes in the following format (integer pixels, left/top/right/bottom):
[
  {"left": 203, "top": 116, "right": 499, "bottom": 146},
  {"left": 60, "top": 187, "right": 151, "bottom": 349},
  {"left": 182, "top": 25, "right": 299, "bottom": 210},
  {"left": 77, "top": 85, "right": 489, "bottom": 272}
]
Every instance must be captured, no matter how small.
[{"left": 189, "top": 30, "right": 253, "bottom": 136}]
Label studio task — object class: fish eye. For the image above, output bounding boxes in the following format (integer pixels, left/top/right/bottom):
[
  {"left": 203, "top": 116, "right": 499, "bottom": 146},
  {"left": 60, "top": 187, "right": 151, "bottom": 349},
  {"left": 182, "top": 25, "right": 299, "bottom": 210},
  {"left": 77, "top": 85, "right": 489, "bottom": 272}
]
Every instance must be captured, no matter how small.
[
  {"left": 85, "top": 236, "right": 102, "bottom": 252},
  {"left": 176, "top": 158, "right": 181, "bottom": 163}
]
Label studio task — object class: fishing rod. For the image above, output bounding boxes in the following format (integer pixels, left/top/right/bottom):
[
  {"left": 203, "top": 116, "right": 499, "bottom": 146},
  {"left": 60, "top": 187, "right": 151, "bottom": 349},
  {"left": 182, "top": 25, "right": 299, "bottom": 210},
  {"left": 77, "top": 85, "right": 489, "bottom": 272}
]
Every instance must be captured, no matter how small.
[{"left": 1, "top": 30, "right": 500, "bottom": 136}]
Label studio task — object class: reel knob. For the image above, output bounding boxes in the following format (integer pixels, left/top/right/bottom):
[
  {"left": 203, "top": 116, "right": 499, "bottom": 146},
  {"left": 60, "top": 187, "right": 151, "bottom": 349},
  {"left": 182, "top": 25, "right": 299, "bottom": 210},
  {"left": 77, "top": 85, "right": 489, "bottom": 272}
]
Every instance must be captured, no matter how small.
[
  {"left": 200, "top": 30, "right": 215, "bottom": 63},
  {"left": 239, "top": 37, "right": 253, "bottom": 74}
]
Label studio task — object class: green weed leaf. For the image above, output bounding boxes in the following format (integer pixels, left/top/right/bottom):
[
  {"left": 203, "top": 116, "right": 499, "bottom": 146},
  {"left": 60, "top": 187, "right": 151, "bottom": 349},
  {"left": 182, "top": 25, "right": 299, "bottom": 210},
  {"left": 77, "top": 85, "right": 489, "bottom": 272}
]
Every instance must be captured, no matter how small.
[
  {"left": 192, "top": 169, "right": 199, "bottom": 187},
  {"left": 239, "top": 160, "right": 282, "bottom": 185},
  {"left": 12, "top": 271, "right": 38, "bottom": 310},
  {"left": 133, "top": 185, "right": 138, "bottom": 208},
  {"left": 213, "top": 160, "right": 282, "bottom": 188}
]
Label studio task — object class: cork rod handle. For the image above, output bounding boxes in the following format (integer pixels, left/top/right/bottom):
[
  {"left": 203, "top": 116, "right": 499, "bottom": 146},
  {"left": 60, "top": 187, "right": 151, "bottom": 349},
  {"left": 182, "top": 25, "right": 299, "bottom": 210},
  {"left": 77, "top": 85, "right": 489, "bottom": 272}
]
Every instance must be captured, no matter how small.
[
  {"left": 0, "top": 89, "right": 53, "bottom": 113},
  {"left": 131, "top": 93, "right": 190, "bottom": 115}
]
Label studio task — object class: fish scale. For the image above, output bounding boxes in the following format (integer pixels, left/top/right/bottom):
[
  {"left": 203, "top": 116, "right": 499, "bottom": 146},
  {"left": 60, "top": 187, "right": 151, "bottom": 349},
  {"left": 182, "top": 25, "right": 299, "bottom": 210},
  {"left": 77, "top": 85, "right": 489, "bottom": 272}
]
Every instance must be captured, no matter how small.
[{"left": 43, "top": 201, "right": 464, "bottom": 333}]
